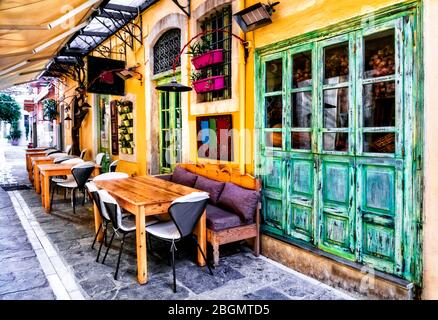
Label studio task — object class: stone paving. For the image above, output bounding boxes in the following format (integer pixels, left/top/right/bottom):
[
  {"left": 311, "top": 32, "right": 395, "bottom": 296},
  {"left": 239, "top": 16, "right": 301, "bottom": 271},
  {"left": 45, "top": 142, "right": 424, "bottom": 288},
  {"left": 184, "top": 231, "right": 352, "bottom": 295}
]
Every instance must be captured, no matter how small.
[{"left": 0, "top": 144, "right": 357, "bottom": 300}]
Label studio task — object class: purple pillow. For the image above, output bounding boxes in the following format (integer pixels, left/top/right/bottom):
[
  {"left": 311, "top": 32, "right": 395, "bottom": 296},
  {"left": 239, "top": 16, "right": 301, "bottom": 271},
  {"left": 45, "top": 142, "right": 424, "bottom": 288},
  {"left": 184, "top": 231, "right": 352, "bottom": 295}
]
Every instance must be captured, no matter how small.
[
  {"left": 217, "top": 182, "right": 260, "bottom": 223},
  {"left": 171, "top": 166, "right": 198, "bottom": 187},
  {"left": 194, "top": 176, "right": 225, "bottom": 205}
]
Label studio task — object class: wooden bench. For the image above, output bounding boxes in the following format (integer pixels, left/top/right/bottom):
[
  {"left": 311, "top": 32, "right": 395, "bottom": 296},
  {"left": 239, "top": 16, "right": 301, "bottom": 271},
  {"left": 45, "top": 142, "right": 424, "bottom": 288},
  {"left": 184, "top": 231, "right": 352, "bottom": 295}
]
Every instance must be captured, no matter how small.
[{"left": 159, "top": 163, "right": 261, "bottom": 266}]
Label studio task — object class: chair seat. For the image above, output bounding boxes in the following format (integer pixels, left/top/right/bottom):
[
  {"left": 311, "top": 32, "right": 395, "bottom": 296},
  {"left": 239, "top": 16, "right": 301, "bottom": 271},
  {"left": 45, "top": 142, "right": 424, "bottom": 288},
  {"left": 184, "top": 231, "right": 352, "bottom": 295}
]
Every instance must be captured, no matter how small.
[
  {"left": 57, "top": 180, "right": 78, "bottom": 188},
  {"left": 206, "top": 204, "right": 246, "bottom": 231},
  {"left": 146, "top": 221, "right": 181, "bottom": 240},
  {"left": 52, "top": 175, "right": 74, "bottom": 183},
  {"left": 117, "top": 216, "right": 159, "bottom": 233}
]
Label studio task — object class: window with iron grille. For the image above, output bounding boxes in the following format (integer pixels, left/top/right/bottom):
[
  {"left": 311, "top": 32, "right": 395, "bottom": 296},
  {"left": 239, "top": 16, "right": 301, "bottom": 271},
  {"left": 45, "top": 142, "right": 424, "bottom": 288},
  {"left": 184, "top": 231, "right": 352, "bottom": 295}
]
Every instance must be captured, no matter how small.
[
  {"left": 197, "top": 5, "right": 232, "bottom": 102},
  {"left": 153, "top": 29, "right": 181, "bottom": 75}
]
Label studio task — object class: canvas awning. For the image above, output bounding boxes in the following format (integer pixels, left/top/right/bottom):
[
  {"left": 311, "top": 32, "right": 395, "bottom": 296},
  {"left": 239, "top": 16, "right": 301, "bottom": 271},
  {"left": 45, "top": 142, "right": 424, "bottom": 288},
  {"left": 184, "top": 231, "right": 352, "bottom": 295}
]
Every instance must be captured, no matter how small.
[{"left": 0, "top": 0, "right": 105, "bottom": 91}]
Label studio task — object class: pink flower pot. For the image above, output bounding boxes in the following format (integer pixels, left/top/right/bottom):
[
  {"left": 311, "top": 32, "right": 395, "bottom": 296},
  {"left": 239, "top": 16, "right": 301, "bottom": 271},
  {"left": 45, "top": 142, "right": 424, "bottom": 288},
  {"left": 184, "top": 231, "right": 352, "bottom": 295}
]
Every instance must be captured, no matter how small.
[
  {"left": 191, "top": 49, "right": 224, "bottom": 69},
  {"left": 192, "top": 75, "right": 226, "bottom": 93}
]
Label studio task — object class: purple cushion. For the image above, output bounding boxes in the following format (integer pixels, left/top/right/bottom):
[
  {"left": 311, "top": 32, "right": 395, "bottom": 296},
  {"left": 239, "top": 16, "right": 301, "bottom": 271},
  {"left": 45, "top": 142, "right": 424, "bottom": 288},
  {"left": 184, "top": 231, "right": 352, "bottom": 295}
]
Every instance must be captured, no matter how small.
[
  {"left": 216, "top": 182, "right": 259, "bottom": 223},
  {"left": 171, "top": 166, "right": 198, "bottom": 187},
  {"left": 156, "top": 174, "right": 172, "bottom": 181},
  {"left": 194, "top": 176, "right": 225, "bottom": 205},
  {"left": 206, "top": 205, "right": 245, "bottom": 231}
]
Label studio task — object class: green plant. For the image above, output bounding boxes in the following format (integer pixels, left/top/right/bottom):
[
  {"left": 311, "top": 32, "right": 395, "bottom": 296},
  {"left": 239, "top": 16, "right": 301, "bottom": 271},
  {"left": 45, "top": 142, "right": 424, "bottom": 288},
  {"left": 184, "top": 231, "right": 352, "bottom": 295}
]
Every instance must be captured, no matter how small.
[
  {"left": 42, "top": 99, "right": 58, "bottom": 121},
  {"left": 190, "top": 70, "right": 204, "bottom": 82},
  {"left": 0, "top": 93, "right": 20, "bottom": 124},
  {"left": 187, "top": 35, "right": 213, "bottom": 57},
  {"left": 7, "top": 121, "right": 22, "bottom": 141}
]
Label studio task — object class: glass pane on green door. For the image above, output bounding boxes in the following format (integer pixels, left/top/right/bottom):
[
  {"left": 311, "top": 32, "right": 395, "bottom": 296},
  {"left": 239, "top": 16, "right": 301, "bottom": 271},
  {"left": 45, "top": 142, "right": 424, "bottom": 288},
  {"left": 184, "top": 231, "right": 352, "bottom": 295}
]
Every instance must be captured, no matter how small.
[
  {"left": 364, "top": 29, "right": 395, "bottom": 78},
  {"left": 323, "top": 133, "right": 348, "bottom": 152},
  {"left": 324, "top": 42, "right": 349, "bottom": 84},
  {"left": 323, "top": 88, "right": 349, "bottom": 128},
  {"left": 266, "top": 59, "right": 282, "bottom": 92},
  {"left": 291, "top": 132, "right": 311, "bottom": 150},
  {"left": 293, "top": 51, "right": 312, "bottom": 88},
  {"left": 363, "top": 81, "right": 395, "bottom": 127},
  {"left": 292, "top": 92, "right": 312, "bottom": 127}
]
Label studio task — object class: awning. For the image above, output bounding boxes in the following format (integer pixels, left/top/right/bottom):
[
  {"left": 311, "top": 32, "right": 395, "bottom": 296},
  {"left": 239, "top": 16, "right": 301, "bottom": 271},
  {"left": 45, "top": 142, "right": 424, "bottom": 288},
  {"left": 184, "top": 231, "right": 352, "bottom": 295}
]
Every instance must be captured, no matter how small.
[{"left": 0, "top": 0, "right": 105, "bottom": 90}]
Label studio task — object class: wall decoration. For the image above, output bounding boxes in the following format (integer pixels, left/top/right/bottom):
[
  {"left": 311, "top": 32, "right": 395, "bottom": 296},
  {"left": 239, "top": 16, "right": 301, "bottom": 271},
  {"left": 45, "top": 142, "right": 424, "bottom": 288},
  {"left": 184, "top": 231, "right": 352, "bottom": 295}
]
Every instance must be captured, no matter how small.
[
  {"left": 196, "top": 115, "right": 233, "bottom": 161},
  {"left": 110, "top": 100, "right": 119, "bottom": 155},
  {"left": 116, "top": 94, "right": 136, "bottom": 162}
]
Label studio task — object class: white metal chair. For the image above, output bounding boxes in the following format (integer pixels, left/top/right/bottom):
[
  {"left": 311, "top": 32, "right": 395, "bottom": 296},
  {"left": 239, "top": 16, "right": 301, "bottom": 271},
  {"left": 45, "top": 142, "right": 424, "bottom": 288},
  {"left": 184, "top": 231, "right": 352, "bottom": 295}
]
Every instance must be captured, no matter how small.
[
  {"left": 65, "top": 145, "right": 72, "bottom": 155},
  {"left": 98, "top": 190, "right": 158, "bottom": 280},
  {"left": 145, "top": 192, "right": 213, "bottom": 292},
  {"left": 95, "top": 153, "right": 105, "bottom": 166},
  {"left": 109, "top": 159, "right": 119, "bottom": 172},
  {"left": 93, "top": 172, "right": 129, "bottom": 181},
  {"left": 80, "top": 148, "right": 88, "bottom": 159},
  {"left": 51, "top": 162, "right": 95, "bottom": 214}
]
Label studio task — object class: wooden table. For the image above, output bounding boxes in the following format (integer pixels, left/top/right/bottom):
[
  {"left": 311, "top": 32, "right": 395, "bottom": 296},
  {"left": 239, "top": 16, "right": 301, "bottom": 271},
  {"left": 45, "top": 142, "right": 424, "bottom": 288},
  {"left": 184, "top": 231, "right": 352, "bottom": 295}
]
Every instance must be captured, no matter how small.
[
  {"left": 93, "top": 175, "right": 207, "bottom": 285},
  {"left": 26, "top": 151, "right": 47, "bottom": 178},
  {"left": 38, "top": 163, "right": 101, "bottom": 212},
  {"left": 31, "top": 157, "right": 54, "bottom": 193}
]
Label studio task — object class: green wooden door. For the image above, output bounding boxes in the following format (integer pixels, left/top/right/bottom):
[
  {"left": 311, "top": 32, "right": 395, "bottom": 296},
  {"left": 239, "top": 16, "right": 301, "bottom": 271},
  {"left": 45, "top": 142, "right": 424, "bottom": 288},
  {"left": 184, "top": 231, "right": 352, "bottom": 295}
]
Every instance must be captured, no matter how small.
[
  {"left": 158, "top": 76, "right": 182, "bottom": 174},
  {"left": 256, "top": 9, "right": 420, "bottom": 283}
]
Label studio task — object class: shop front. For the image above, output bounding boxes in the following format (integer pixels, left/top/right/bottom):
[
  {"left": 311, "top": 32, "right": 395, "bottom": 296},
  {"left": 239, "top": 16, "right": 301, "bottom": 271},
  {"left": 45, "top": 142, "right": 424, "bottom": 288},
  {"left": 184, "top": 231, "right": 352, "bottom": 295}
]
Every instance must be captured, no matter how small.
[{"left": 255, "top": 2, "right": 423, "bottom": 297}]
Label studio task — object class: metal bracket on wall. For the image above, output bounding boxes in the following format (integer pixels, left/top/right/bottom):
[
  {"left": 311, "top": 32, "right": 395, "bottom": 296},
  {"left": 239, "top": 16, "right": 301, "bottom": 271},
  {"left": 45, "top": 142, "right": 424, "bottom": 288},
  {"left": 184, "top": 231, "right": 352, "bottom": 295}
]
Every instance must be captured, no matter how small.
[{"left": 172, "top": 0, "right": 191, "bottom": 17}]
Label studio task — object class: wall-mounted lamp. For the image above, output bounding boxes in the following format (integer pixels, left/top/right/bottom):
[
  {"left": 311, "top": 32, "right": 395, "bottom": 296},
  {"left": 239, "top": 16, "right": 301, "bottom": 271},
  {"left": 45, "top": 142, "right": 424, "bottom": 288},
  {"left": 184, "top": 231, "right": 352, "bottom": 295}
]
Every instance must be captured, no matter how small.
[{"left": 234, "top": 2, "right": 280, "bottom": 33}]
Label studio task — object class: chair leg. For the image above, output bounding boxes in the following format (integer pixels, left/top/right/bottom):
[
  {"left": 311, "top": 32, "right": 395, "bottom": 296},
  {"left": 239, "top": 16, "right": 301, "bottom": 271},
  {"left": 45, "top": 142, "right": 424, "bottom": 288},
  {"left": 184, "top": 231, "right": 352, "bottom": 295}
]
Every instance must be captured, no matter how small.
[
  {"left": 91, "top": 224, "right": 102, "bottom": 249},
  {"left": 102, "top": 231, "right": 115, "bottom": 264},
  {"left": 171, "top": 243, "right": 176, "bottom": 293},
  {"left": 64, "top": 188, "right": 66, "bottom": 200},
  {"left": 72, "top": 188, "right": 76, "bottom": 214},
  {"left": 114, "top": 234, "right": 126, "bottom": 280},
  {"left": 82, "top": 189, "right": 86, "bottom": 206},
  {"left": 96, "top": 225, "right": 107, "bottom": 262},
  {"left": 192, "top": 236, "right": 213, "bottom": 276}
]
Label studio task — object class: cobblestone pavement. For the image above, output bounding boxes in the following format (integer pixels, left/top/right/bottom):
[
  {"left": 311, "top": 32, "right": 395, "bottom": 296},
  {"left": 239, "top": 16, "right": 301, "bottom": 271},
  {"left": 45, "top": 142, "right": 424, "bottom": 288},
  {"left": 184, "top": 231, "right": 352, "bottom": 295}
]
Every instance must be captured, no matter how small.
[{"left": 0, "top": 144, "right": 357, "bottom": 300}]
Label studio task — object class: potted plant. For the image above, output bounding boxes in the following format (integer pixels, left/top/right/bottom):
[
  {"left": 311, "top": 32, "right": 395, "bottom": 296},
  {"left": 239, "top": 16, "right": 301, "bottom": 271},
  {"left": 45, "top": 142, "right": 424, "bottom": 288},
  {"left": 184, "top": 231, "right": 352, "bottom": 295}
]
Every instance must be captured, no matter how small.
[
  {"left": 7, "top": 121, "right": 22, "bottom": 146},
  {"left": 191, "top": 70, "right": 226, "bottom": 93},
  {"left": 188, "top": 36, "right": 224, "bottom": 70}
]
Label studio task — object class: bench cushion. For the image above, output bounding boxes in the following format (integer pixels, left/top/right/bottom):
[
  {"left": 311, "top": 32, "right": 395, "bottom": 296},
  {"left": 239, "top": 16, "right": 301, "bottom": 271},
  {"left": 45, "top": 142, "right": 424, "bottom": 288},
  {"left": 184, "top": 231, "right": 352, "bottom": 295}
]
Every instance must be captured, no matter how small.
[
  {"left": 155, "top": 174, "right": 172, "bottom": 181},
  {"left": 194, "top": 175, "right": 225, "bottom": 205},
  {"left": 171, "top": 166, "right": 198, "bottom": 187},
  {"left": 206, "top": 204, "right": 246, "bottom": 231},
  {"left": 216, "top": 182, "right": 259, "bottom": 223}
]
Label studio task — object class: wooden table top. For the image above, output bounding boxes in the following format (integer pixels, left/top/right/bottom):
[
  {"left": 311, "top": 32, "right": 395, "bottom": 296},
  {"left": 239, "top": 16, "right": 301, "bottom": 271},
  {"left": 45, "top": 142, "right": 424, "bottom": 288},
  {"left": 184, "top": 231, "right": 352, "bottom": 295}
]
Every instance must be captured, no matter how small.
[
  {"left": 31, "top": 156, "right": 52, "bottom": 161},
  {"left": 26, "top": 150, "right": 47, "bottom": 154},
  {"left": 94, "top": 175, "right": 200, "bottom": 206},
  {"left": 38, "top": 163, "right": 100, "bottom": 172}
]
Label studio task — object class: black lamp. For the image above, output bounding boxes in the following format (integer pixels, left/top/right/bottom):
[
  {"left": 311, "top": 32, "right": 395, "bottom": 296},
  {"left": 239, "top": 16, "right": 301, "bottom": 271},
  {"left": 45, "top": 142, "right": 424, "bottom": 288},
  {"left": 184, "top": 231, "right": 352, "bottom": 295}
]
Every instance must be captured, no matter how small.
[
  {"left": 156, "top": 77, "right": 192, "bottom": 92},
  {"left": 234, "top": 2, "right": 280, "bottom": 33}
]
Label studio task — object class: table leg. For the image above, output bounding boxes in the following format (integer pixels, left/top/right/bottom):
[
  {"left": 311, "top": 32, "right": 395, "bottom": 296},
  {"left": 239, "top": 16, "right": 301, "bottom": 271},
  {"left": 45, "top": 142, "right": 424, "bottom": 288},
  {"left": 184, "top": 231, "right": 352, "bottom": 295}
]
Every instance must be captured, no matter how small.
[
  {"left": 43, "top": 175, "right": 51, "bottom": 213},
  {"left": 34, "top": 165, "right": 40, "bottom": 193},
  {"left": 196, "top": 210, "right": 207, "bottom": 267},
  {"left": 27, "top": 156, "right": 33, "bottom": 181},
  {"left": 93, "top": 167, "right": 100, "bottom": 177},
  {"left": 93, "top": 202, "right": 104, "bottom": 242},
  {"left": 135, "top": 206, "right": 147, "bottom": 284},
  {"left": 40, "top": 173, "right": 45, "bottom": 208},
  {"left": 26, "top": 154, "right": 30, "bottom": 172}
]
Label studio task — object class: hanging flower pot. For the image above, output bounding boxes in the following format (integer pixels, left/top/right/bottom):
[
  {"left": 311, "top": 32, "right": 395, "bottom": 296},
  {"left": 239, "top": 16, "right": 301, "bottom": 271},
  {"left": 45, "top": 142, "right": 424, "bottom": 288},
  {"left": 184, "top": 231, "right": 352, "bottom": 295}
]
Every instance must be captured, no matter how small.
[
  {"left": 127, "top": 127, "right": 134, "bottom": 134},
  {"left": 127, "top": 113, "right": 133, "bottom": 120},
  {"left": 124, "top": 134, "right": 131, "bottom": 141},
  {"left": 191, "top": 49, "right": 224, "bottom": 70},
  {"left": 127, "top": 148, "right": 133, "bottom": 155},
  {"left": 130, "top": 141, "right": 135, "bottom": 148},
  {"left": 121, "top": 147, "right": 127, "bottom": 154},
  {"left": 192, "top": 75, "right": 226, "bottom": 93},
  {"left": 123, "top": 120, "right": 131, "bottom": 126}
]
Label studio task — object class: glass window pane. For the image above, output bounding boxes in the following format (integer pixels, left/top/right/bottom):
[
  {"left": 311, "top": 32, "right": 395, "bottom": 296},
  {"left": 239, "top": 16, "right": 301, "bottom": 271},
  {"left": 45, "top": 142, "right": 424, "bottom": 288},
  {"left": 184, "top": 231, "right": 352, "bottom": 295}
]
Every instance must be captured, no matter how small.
[
  {"left": 292, "top": 92, "right": 312, "bottom": 128},
  {"left": 265, "top": 96, "right": 283, "bottom": 128},
  {"left": 323, "top": 133, "right": 348, "bottom": 152},
  {"left": 363, "top": 81, "right": 395, "bottom": 127},
  {"left": 363, "top": 133, "right": 395, "bottom": 153},
  {"left": 266, "top": 59, "right": 282, "bottom": 92},
  {"left": 364, "top": 30, "right": 395, "bottom": 79},
  {"left": 324, "top": 42, "right": 349, "bottom": 84},
  {"left": 291, "top": 132, "right": 311, "bottom": 150},
  {"left": 323, "top": 88, "right": 349, "bottom": 128},
  {"left": 293, "top": 51, "right": 312, "bottom": 88},
  {"left": 266, "top": 131, "right": 282, "bottom": 148}
]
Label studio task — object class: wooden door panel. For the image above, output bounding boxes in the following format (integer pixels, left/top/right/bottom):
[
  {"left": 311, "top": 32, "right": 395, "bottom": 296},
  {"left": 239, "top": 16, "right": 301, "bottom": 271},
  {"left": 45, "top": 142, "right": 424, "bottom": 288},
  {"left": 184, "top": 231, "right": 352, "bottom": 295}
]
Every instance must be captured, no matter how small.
[
  {"left": 287, "top": 156, "right": 314, "bottom": 242},
  {"left": 261, "top": 156, "right": 285, "bottom": 234},
  {"left": 357, "top": 159, "right": 403, "bottom": 275},
  {"left": 319, "top": 157, "right": 355, "bottom": 259}
]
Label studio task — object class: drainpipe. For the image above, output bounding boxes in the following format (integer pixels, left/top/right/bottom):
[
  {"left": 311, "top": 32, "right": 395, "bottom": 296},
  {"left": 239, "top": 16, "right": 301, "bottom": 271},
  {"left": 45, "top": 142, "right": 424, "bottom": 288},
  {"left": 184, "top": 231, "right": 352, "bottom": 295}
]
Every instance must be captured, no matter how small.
[{"left": 238, "top": 0, "right": 246, "bottom": 174}]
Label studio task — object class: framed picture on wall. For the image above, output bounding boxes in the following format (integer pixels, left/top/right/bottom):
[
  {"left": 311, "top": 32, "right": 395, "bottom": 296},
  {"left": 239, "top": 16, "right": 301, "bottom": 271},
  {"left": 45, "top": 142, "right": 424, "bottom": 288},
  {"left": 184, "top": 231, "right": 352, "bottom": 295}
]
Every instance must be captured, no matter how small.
[{"left": 196, "top": 115, "right": 233, "bottom": 161}]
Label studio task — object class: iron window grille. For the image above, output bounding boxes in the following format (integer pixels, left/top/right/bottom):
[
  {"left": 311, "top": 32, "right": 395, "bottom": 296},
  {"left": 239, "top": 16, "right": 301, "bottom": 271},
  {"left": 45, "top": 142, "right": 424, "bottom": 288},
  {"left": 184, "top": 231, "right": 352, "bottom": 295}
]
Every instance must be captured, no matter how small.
[
  {"left": 153, "top": 29, "right": 181, "bottom": 75},
  {"left": 198, "top": 5, "right": 232, "bottom": 102}
]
